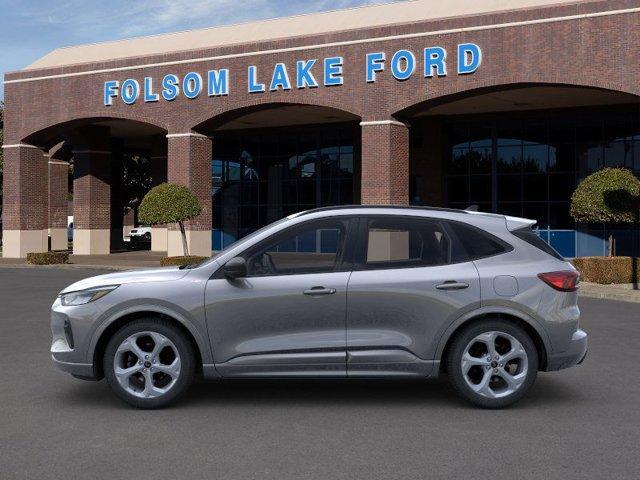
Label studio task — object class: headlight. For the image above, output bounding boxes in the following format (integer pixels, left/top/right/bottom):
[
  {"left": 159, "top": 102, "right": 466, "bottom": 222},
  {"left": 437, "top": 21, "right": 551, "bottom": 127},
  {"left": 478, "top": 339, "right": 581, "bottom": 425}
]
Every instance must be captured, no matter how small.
[{"left": 60, "top": 285, "right": 119, "bottom": 306}]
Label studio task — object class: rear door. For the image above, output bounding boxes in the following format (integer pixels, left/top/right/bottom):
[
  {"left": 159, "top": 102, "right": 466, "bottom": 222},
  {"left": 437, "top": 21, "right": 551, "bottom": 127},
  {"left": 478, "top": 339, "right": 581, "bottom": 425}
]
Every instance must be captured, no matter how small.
[{"left": 345, "top": 215, "right": 481, "bottom": 376}]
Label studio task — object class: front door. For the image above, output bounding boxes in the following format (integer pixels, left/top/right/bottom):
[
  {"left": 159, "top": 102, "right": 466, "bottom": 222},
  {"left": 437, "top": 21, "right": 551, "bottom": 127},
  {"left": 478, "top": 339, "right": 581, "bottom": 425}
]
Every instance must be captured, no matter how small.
[
  {"left": 346, "top": 215, "right": 482, "bottom": 377},
  {"left": 205, "top": 217, "right": 355, "bottom": 377}
]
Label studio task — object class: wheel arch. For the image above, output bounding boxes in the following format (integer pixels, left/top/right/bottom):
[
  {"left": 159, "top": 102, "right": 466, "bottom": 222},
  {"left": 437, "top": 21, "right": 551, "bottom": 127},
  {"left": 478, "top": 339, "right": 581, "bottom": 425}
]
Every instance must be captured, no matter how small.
[
  {"left": 91, "top": 308, "right": 209, "bottom": 380},
  {"left": 437, "top": 310, "right": 549, "bottom": 373}
]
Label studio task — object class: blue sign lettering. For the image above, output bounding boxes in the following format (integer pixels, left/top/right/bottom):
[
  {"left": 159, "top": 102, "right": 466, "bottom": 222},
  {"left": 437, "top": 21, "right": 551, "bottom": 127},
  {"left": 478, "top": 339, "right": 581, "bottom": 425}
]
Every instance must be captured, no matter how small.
[
  {"left": 248, "top": 66, "right": 265, "bottom": 93},
  {"left": 424, "top": 47, "right": 447, "bottom": 77},
  {"left": 457, "top": 43, "right": 482, "bottom": 75},
  {"left": 390, "top": 50, "right": 416, "bottom": 81},
  {"left": 270, "top": 63, "right": 292, "bottom": 91},
  {"left": 208, "top": 69, "right": 229, "bottom": 96},
  {"left": 144, "top": 77, "right": 159, "bottom": 102},
  {"left": 121, "top": 79, "right": 140, "bottom": 105},
  {"left": 162, "top": 74, "right": 179, "bottom": 101},
  {"left": 103, "top": 44, "right": 482, "bottom": 106},
  {"left": 183, "top": 72, "right": 203, "bottom": 99},
  {"left": 366, "top": 52, "right": 385, "bottom": 83},
  {"left": 104, "top": 80, "right": 119, "bottom": 106},
  {"left": 324, "top": 57, "right": 344, "bottom": 86},
  {"left": 296, "top": 60, "right": 318, "bottom": 89}
]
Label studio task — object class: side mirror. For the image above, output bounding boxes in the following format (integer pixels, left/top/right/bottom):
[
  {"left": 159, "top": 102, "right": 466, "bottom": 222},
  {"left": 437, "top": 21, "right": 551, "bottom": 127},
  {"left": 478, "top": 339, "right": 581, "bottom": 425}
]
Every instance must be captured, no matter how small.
[{"left": 224, "top": 257, "right": 247, "bottom": 279}]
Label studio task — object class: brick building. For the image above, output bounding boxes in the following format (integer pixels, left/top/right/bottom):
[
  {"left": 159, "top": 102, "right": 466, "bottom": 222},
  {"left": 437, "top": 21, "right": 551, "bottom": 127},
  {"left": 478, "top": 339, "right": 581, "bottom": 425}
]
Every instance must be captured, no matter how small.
[{"left": 3, "top": 0, "right": 640, "bottom": 258}]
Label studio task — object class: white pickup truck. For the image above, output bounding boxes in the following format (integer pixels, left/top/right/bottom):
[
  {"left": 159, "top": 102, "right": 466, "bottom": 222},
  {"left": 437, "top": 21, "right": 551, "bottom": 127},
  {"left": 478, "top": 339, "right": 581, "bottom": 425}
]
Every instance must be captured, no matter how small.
[{"left": 124, "top": 226, "right": 152, "bottom": 248}]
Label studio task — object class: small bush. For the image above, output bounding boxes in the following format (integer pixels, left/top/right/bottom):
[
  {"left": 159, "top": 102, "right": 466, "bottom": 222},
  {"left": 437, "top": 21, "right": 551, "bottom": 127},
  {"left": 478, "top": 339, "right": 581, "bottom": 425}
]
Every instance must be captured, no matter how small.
[
  {"left": 27, "top": 251, "right": 69, "bottom": 265},
  {"left": 160, "top": 256, "right": 208, "bottom": 267},
  {"left": 139, "top": 183, "right": 203, "bottom": 257},
  {"left": 139, "top": 183, "right": 202, "bottom": 225},
  {"left": 572, "top": 256, "right": 640, "bottom": 284},
  {"left": 570, "top": 168, "right": 640, "bottom": 224}
]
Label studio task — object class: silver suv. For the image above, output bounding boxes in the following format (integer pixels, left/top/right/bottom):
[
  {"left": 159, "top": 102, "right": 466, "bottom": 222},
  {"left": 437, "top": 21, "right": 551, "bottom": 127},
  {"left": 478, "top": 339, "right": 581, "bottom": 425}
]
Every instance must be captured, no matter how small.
[{"left": 51, "top": 206, "right": 587, "bottom": 409}]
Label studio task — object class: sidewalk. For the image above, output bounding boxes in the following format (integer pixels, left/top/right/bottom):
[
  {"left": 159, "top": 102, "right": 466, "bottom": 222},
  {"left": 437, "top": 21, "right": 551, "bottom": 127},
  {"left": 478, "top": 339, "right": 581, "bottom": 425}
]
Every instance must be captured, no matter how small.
[
  {"left": 579, "top": 282, "right": 640, "bottom": 303},
  {"left": 0, "top": 251, "right": 167, "bottom": 271}
]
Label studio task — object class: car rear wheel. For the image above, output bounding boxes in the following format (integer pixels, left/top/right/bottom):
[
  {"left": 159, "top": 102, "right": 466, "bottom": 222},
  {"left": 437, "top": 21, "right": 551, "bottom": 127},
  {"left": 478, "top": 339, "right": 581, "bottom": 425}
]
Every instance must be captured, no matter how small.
[
  {"left": 104, "top": 319, "right": 196, "bottom": 409},
  {"left": 446, "top": 320, "right": 538, "bottom": 408}
]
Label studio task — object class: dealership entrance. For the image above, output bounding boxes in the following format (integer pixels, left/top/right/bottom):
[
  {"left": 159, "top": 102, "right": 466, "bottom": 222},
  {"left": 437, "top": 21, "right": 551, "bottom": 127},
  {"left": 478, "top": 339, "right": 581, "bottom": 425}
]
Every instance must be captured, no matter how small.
[{"left": 191, "top": 103, "right": 361, "bottom": 250}]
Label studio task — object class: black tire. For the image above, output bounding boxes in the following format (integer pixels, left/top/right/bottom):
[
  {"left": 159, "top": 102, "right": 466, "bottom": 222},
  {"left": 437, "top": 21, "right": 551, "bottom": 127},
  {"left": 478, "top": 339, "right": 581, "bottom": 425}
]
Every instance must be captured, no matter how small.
[
  {"left": 446, "top": 319, "right": 538, "bottom": 409},
  {"left": 103, "top": 318, "right": 196, "bottom": 409}
]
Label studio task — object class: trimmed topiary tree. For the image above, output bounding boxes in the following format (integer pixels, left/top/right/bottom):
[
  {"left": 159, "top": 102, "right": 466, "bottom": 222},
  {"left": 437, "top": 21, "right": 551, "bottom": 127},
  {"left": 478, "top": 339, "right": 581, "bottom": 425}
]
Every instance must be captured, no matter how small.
[
  {"left": 570, "top": 168, "right": 640, "bottom": 256},
  {"left": 139, "top": 183, "right": 202, "bottom": 256}
]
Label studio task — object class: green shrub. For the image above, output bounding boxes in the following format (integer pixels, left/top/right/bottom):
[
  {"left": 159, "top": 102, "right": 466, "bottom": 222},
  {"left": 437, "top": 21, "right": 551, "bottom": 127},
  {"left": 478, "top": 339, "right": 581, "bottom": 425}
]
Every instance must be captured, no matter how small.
[
  {"left": 570, "top": 168, "right": 640, "bottom": 224},
  {"left": 27, "top": 251, "right": 69, "bottom": 265},
  {"left": 572, "top": 256, "right": 640, "bottom": 284},
  {"left": 139, "top": 183, "right": 202, "bottom": 256},
  {"left": 160, "top": 256, "right": 208, "bottom": 267}
]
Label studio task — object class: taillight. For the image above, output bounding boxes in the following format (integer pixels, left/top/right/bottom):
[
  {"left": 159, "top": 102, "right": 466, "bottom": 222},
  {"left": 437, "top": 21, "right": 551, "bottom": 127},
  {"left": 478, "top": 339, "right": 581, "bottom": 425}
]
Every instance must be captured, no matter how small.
[{"left": 538, "top": 271, "right": 580, "bottom": 292}]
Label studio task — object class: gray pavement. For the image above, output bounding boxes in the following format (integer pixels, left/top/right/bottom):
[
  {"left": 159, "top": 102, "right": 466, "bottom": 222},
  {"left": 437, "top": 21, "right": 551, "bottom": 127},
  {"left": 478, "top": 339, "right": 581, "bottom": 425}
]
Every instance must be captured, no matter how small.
[{"left": 0, "top": 268, "right": 639, "bottom": 480}]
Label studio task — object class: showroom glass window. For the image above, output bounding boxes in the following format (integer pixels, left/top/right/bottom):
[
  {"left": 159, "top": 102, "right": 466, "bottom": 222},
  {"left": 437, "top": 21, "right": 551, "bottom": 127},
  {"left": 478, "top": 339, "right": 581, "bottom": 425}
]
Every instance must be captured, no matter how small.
[
  {"left": 444, "top": 106, "right": 640, "bottom": 230},
  {"left": 211, "top": 124, "right": 357, "bottom": 249}
]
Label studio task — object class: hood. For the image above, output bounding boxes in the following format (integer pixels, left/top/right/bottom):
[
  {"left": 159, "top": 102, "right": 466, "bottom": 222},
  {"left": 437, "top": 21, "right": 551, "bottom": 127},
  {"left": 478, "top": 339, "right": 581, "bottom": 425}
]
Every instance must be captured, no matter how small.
[{"left": 60, "top": 267, "right": 190, "bottom": 293}]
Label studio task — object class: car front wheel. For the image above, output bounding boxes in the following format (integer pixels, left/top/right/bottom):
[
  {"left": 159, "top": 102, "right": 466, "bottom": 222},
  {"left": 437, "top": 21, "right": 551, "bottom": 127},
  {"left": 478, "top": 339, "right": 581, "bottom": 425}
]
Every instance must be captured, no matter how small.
[
  {"left": 446, "top": 320, "right": 538, "bottom": 408},
  {"left": 104, "top": 319, "right": 196, "bottom": 409}
]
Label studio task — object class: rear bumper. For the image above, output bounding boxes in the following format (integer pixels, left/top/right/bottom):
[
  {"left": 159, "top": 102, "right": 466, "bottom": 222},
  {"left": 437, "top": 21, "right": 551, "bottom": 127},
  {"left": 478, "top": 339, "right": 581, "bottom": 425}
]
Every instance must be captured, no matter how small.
[{"left": 545, "top": 329, "right": 588, "bottom": 371}]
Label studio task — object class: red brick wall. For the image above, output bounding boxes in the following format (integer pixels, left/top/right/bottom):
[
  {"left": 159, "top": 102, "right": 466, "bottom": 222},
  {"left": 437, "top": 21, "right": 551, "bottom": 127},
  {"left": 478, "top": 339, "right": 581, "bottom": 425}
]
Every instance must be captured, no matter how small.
[
  {"left": 361, "top": 123, "right": 410, "bottom": 205},
  {"left": 2, "top": 146, "right": 48, "bottom": 230},
  {"left": 167, "top": 135, "right": 213, "bottom": 231},
  {"left": 48, "top": 161, "right": 68, "bottom": 229},
  {"left": 73, "top": 151, "right": 111, "bottom": 230},
  {"left": 4, "top": 0, "right": 639, "bottom": 145}
]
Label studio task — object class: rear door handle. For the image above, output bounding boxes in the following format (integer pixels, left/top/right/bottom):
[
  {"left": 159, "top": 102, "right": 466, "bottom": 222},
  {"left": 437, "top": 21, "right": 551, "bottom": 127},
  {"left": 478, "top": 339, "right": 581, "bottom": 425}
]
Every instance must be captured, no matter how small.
[
  {"left": 303, "top": 286, "right": 337, "bottom": 296},
  {"left": 436, "top": 281, "right": 469, "bottom": 290}
]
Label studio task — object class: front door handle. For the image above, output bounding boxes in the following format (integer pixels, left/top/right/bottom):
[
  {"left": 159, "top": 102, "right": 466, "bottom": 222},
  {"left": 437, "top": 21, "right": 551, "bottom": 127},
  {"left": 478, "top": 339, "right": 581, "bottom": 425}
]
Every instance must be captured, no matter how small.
[
  {"left": 436, "top": 281, "right": 469, "bottom": 290},
  {"left": 303, "top": 286, "right": 337, "bottom": 296}
]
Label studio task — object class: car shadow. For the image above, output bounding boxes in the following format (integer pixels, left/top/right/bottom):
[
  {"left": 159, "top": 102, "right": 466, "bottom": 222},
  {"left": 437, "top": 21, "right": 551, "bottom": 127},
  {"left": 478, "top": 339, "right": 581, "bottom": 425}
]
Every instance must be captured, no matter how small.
[{"left": 55, "top": 374, "right": 586, "bottom": 411}]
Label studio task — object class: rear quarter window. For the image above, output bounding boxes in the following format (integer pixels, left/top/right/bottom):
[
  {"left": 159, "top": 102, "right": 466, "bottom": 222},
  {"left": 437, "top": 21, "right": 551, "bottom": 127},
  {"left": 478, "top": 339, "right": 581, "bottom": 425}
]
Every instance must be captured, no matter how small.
[
  {"left": 512, "top": 227, "right": 565, "bottom": 260},
  {"left": 446, "top": 221, "right": 512, "bottom": 261}
]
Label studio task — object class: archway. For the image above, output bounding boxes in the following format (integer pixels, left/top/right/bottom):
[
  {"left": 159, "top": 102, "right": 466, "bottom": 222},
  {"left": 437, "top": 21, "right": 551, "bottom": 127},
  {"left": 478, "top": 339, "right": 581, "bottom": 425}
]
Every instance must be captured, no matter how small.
[
  {"left": 193, "top": 103, "right": 361, "bottom": 249},
  {"left": 396, "top": 84, "right": 640, "bottom": 257},
  {"left": 20, "top": 118, "right": 167, "bottom": 255}
]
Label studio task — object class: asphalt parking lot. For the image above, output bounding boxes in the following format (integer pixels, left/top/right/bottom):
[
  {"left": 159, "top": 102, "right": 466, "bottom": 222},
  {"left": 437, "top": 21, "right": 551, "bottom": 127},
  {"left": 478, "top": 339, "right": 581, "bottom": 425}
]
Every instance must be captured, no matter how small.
[{"left": 1, "top": 268, "right": 639, "bottom": 480}]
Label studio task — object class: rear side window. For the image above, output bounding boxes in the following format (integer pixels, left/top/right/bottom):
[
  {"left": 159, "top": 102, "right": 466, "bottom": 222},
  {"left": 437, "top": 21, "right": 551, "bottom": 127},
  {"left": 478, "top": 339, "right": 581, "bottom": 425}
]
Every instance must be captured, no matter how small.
[
  {"left": 512, "top": 227, "right": 564, "bottom": 260},
  {"left": 446, "top": 222, "right": 512, "bottom": 261},
  {"left": 362, "top": 217, "right": 451, "bottom": 269}
]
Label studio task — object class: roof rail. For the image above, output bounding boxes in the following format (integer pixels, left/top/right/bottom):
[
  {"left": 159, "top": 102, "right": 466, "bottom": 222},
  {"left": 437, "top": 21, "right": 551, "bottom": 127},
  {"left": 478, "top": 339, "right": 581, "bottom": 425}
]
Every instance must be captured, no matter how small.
[{"left": 293, "top": 205, "right": 472, "bottom": 217}]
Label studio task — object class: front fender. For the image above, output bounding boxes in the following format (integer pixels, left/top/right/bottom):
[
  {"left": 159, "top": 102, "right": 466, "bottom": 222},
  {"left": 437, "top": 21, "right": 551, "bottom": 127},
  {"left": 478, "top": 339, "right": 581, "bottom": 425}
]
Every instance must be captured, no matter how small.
[{"left": 87, "top": 300, "right": 214, "bottom": 365}]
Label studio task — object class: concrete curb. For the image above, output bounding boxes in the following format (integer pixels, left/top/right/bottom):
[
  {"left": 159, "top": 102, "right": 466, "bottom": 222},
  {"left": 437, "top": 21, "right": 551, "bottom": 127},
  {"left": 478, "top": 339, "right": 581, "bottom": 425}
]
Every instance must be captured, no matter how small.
[
  {"left": 0, "top": 263, "right": 141, "bottom": 271},
  {"left": 578, "top": 282, "right": 640, "bottom": 303}
]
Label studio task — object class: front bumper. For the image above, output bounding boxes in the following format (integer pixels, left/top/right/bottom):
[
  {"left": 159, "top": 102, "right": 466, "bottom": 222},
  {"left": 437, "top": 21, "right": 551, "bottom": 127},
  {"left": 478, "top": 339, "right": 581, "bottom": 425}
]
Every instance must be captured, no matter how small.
[
  {"left": 51, "top": 299, "right": 100, "bottom": 380},
  {"left": 51, "top": 355, "right": 96, "bottom": 379},
  {"left": 545, "top": 329, "right": 588, "bottom": 371}
]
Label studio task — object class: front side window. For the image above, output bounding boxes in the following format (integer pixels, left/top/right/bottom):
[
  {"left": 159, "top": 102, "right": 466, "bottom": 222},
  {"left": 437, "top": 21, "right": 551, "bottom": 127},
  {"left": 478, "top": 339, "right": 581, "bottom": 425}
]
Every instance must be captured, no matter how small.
[
  {"left": 362, "top": 217, "right": 451, "bottom": 269},
  {"left": 245, "top": 219, "right": 348, "bottom": 276}
]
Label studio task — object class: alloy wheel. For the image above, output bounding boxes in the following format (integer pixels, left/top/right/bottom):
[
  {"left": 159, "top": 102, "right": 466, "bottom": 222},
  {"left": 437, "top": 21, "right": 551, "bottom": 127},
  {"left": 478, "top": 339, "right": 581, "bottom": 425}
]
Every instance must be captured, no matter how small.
[
  {"left": 461, "top": 331, "right": 529, "bottom": 399},
  {"left": 113, "top": 331, "right": 181, "bottom": 399}
]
